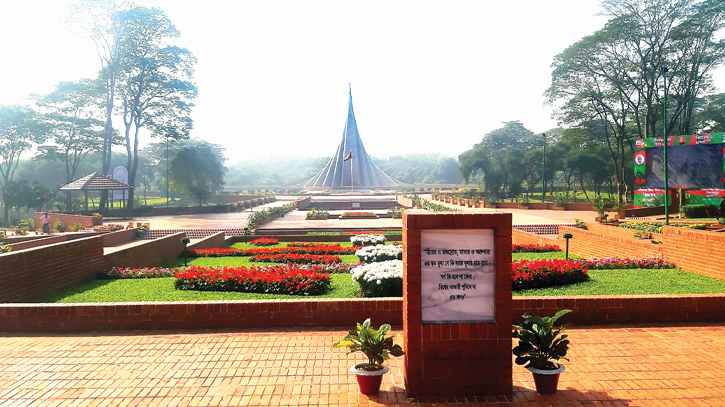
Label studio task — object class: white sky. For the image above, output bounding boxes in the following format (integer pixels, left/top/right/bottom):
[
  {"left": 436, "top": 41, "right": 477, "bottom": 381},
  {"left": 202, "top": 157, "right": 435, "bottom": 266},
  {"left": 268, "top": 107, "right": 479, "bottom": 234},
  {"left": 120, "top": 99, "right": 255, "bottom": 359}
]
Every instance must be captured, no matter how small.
[{"left": 1, "top": 1, "right": 724, "bottom": 161}]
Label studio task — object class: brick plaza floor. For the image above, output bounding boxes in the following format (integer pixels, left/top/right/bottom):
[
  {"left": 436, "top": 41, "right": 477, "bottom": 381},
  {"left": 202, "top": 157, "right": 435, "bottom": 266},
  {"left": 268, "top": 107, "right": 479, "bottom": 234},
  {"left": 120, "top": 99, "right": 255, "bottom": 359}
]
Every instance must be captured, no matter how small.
[{"left": 1, "top": 323, "right": 725, "bottom": 406}]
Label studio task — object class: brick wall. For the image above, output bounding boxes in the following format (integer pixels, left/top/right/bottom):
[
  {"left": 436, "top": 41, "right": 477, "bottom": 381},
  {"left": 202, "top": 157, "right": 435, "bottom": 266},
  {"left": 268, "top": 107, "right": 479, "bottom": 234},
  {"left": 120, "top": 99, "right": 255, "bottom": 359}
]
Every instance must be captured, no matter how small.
[
  {"left": 9, "top": 235, "right": 68, "bottom": 251},
  {"left": 561, "top": 223, "right": 725, "bottom": 280},
  {"left": 512, "top": 229, "right": 558, "bottom": 246},
  {"left": 103, "top": 232, "right": 186, "bottom": 270},
  {"left": 0, "top": 294, "right": 723, "bottom": 332},
  {"left": 396, "top": 195, "right": 414, "bottom": 208},
  {"left": 0, "top": 299, "right": 403, "bottom": 332},
  {"left": 661, "top": 226, "right": 725, "bottom": 280},
  {"left": 560, "top": 225, "right": 663, "bottom": 260},
  {"left": 188, "top": 231, "right": 226, "bottom": 250},
  {"left": 102, "top": 228, "right": 137, "bottom": 247},
  {"left": 0, "top": 236, "right": 104, "bottom": 303},
  {"left": 34, "top": 212, "right": 98, "bottom": 231}
]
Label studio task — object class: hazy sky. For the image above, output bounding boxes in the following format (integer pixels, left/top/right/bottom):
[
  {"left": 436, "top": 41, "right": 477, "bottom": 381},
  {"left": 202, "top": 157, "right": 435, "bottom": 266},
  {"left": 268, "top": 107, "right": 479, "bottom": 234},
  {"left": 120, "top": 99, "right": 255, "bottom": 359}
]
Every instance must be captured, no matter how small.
[{"left": 2, "top": 1, "right": 724, "bottom": 161}]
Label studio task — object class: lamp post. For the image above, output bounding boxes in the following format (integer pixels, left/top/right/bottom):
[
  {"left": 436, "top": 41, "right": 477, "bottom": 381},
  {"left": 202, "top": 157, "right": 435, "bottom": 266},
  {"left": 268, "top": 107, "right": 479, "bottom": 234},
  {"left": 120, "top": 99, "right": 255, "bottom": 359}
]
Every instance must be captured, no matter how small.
[
  {"left": 541, "top": 133, "right": 546, "bottom": 203},
  {"left": 662, "top": 67, "right": 669, "bottom": 225},
  {"left": 563, "top": 233, "right": 573, "bottom": 260}
]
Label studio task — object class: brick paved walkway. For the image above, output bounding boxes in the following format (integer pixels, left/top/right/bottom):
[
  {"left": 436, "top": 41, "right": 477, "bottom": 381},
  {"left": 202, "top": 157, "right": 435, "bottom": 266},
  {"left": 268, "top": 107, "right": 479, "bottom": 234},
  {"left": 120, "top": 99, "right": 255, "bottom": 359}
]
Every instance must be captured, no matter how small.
[{"left": 2, "top": 324, "right": 725, "bottom": 406}]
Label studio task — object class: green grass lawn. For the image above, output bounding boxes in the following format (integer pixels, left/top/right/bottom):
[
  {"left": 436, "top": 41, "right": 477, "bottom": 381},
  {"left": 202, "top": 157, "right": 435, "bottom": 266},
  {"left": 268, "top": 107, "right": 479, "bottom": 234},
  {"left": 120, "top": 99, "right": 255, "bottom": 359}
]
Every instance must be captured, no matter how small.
[{"left": 37, "top": 246, "right": 725, "bottom": 303}]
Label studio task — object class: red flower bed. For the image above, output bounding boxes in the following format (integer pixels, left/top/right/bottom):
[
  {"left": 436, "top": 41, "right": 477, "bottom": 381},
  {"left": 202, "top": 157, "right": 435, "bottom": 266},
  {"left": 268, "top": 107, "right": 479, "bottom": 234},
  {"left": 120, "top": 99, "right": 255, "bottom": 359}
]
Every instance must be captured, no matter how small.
[
  {"left": 512, "top": 259, "right": 589, "bottom": 290},
  {"left": 191, "top": 245, "right": 362, "bottom": 257},
  {"left": 287, "top": 242, "right": 339, "bottom": 248},
  {"left": 512, "top": 244, "right": 561, "bottom": 253},
  {"left": 340, "top": 212, "right": 378, "bottom": 218},
  {"left": 174, "top": 265, "right": 331, "bottom": 295},
  {"left": 577, "top": 257, "right": 674, "bottom": 269},
  {"left": 250, "top": 253, "right": 342, "bottom": 264},
  {"left": 250, "top": 238, "right": 278, "bottom": 246}
]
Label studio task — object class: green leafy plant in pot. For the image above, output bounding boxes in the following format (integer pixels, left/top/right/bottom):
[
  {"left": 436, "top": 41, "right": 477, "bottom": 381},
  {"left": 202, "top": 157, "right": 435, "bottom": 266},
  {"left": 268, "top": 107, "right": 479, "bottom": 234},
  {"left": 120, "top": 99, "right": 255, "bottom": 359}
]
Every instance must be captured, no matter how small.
[
  {"left": 513, "top": 309, "right": 572, "bottom": 394},
  {"left": 333, "top": 318, "right": 404, "bottom": 395}
]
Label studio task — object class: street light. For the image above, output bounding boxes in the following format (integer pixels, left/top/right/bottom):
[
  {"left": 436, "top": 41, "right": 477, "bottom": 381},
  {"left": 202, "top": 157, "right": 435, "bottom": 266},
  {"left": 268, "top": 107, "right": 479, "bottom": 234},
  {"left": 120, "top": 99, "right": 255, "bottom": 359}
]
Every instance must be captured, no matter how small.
[
  {"left": 662, "top": 67, "right": 669, "bottom": 225},
  {"left": 166, "top": 135, "right": 170, "bottom": 208},
  {"left": 541, "top": 133, "right": 546, "bottom": 203},
  {"left": 563, "top": 233, "right": 573, "bottom": 260}
]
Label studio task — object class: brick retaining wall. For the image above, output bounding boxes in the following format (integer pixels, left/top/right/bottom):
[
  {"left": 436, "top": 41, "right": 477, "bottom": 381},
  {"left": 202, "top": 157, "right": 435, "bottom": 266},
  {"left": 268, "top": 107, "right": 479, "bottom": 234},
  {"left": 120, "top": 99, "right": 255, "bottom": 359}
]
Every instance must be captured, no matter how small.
[
  {"left": 8, "top": 235, "right": 68, "bottom": 251},
  {"left": 102, "top": 228, "right": 137, "bottom": 247},
  {"left": 0, "top": 236, "right": 105, "bottom": 303},
  {"left": 103, "top": 232, "right": 186, "bottom": 270},
  {"left": 512, "top": 229, "right": 558, "bottom": 246},
  {"left": 188, "top": 232, "right": 226, "bottom": 250},
  {"left": 0, "top": 294, "right": 723, "bottom": 332}
]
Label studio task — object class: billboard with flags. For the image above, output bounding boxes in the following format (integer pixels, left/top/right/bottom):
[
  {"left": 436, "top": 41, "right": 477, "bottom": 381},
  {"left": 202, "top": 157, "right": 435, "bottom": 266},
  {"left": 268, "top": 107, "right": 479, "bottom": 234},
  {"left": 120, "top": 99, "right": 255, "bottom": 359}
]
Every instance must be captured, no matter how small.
[{"left": 634, "top": 132, "right": 725, "bottom": 207}]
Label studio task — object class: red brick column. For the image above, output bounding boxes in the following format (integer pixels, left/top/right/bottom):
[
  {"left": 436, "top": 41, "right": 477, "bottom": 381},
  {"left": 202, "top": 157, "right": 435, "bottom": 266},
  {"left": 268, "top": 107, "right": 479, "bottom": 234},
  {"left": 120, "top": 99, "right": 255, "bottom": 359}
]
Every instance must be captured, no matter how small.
[{"left": 403, "top": 212, "right": 512, "bottom": 397}]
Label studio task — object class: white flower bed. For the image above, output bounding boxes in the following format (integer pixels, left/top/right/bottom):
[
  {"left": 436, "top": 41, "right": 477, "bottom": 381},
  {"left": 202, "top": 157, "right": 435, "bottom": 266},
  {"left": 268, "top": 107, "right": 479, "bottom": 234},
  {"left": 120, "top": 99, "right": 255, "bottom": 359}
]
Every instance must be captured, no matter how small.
[
  {"left": 350, "top": 234, "right": 387, "bottom": 246},
  {"left": 355, "top": 244, "right": 403, "bottom": 263},
  {"left": 351, "top": 260, "right": 403, "bottom": 297}
]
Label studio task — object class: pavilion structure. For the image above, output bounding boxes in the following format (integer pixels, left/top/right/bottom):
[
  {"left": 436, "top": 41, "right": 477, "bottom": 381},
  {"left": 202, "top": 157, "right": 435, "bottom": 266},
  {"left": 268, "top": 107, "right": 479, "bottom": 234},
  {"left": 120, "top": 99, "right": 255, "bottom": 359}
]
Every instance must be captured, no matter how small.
[
  {"left": 59, "top": 172, "right": 133, "bottom": 211},
  {"left": 299, "top": 87, "right": 406, "bottom": 191}
]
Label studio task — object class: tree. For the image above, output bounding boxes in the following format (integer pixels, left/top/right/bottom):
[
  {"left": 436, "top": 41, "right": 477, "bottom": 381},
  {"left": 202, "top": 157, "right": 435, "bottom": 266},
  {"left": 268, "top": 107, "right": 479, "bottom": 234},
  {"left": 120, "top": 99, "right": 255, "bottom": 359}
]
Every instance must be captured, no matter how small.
[
  {"left": 70, "top": 0, "right": 133, "bottom": 210},
  {"left": 169, "top": 140, "right": 225, "bottom": 206},
  {"left": 116, "top": 6, "right": 197, "bottom": 211},
  {"left": 546, "top": 0, "right": 725, "bottom": 203},
  {"left": 0, "top": 105, "right": 45, "bottom": 222},
  {"left": 35, "top": 79, "right": 109, "bottom": 184},
  {"left": 458, "top": 121, "right": 538, "bottom": 201}
]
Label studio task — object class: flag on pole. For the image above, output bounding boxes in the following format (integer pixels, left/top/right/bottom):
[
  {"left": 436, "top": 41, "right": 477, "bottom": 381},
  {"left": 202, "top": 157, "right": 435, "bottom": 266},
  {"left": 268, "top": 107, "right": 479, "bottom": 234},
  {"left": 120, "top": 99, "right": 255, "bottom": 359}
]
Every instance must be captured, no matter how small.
[{"left": 344, "top": 152, "right": 352, "bottom": 161}]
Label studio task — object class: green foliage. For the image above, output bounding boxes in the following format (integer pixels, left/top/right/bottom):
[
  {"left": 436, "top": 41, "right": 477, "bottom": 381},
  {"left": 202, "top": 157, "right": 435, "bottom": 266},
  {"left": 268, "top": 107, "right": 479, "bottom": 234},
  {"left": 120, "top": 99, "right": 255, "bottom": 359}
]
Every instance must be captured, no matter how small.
[
  {"left": 0, "top": 244, "right": 11, "bottom": 253},
  {"left": 70, "top": 223, "right": 84, "bottom": 232},
  {"left": 170, "top": 140, "right": 225, "bottom": 206},
  {"left": 592, "top": 195, "right": 607, "bottom": 218},
  {"left": 39, "top": 274, "right": 359, "bottom": 303},
  {"left": 553, "top": 193, "right": 568, "bottom": 207},
  {"left": 513, "top": 310, "right": 571, "bottom": 370},
  {"left": 306, "top": 208, "right": 329, "bottom": 220},
  {"left": 682, "top": 204, "right": 717, "bottom": 219},
  {"left": 387, "top": 206, "right": 403, "bottom": 219},
  {"left": 619, "top": 221, "right": 706, "bottom": 234},
  {"left": 53, "top": 220, "right": 65, "bottom": 232},
  {"left": 333, "top": 318, "right": 405, "bottom": 370}
]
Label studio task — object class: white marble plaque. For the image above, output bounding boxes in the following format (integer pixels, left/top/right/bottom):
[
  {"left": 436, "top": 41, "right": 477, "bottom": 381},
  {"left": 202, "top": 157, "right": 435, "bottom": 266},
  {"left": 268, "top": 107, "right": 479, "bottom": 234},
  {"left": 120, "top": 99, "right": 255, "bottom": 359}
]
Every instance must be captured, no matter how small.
[{"left": 420, "top": 229, "right": 495, "bottom": 323}]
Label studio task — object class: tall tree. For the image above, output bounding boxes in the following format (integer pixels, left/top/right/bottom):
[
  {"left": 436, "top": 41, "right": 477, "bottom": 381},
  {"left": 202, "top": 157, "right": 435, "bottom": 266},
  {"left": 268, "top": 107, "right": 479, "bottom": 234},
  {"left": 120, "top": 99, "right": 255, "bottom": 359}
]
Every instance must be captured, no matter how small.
[
  {"left": 70, "top": 0, "right": 132, "bottom": 210},
  {"left": 35, "top": 79, "right": 108, "bottom": 184},
  {"left": 169, "top": 140, "right": 225, "bottom": 206},
  {"left": 116, "top": 6, "right": 197, "bottom": 210},
  {"left": 0, "top": 105, "right": 45, "bottom": 222}
]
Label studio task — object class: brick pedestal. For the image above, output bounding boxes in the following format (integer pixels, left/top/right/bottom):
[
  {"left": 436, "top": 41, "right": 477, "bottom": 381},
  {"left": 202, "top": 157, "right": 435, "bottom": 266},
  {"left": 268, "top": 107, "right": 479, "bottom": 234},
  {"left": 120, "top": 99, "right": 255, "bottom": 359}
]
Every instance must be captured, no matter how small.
[{"left": 402, "top": 211, "right": 512, "bottom": 397}]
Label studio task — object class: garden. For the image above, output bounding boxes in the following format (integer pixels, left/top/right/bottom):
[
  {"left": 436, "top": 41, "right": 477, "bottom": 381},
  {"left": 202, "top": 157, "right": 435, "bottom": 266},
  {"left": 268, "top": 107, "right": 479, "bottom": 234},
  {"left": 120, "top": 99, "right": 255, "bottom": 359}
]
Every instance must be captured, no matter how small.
[{"left": 37, "top": 236, "right": 725, "bottom": 303}]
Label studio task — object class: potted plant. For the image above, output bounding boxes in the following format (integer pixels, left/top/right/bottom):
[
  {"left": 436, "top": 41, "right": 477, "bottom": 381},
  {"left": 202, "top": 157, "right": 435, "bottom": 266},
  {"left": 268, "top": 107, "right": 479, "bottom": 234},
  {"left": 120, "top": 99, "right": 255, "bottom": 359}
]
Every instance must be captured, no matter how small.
[
  {"left": 513, "top": 309, "right": 572, "bottom": 394},
  {"left": 333, "top": 318, "right": 405, "bottom": 395}
]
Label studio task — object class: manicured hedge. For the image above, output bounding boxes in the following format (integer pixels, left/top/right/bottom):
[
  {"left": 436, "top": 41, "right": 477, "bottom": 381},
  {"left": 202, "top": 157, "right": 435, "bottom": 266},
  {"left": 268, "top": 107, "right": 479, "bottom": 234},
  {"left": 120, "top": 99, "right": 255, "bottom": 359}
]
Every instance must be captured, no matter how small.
[
  {"left": 512, "top": 259, "right": 589, "bottom": 290},
  {"left": 174, "top": 265, "right": 331, "bottom": 295}
]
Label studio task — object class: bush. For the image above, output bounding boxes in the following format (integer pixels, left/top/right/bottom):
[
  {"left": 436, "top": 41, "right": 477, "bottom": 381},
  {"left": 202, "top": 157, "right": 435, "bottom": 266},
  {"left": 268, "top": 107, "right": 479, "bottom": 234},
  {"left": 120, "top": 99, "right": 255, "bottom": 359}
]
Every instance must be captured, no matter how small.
[
  {"left": 250, "top": 238, "right": 278, "bottom": 246},
  {"left": 174, "top": 265, "right": 331, "bottom": 295},
  {"left": 70, "top": 223, "right": 84, "bottom": 232},
  {"left": 102, "top": 267, "right": 182, "bottom": 279},
  {"left": 351, "top": 260, "right": 403, "bottom": 297},
  {"left": 53, "top": 220, "right": 65, "bottom": 232},
  {"left": 512, "top": 244, "right": 560, "bottom": 253},
  {"left": 355, "top": 244, "right": 403, "bottom": 263},
  {"left": 306, "top": 208, "right": 329, "bottom": 220},
  {"left": 350, "top": 234, "right": 387, "bottom": 246},
  {"left": 249, "top": 253, "right": 341, "bottom": 264},
  {"left": 387, "top": 207, "right": 403, "bottom": 219},
  {"left": 682, "top": 204, "right": 717, "bottom": 219},
  {"left": 512, "top": 259, "right": 590, "bottom": 290},
  {"left": 620, "top": 221, "right": 707, "bottom": 234}
]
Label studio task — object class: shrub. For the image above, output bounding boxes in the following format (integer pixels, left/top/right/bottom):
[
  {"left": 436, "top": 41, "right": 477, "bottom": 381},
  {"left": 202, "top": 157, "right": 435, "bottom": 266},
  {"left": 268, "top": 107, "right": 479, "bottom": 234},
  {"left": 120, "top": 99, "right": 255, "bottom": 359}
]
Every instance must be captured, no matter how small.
[
  {"left": 306, "top": 208, "right": 329, "bottom": 220},
  {"left": 619, "top": 221, "right": 706, "bottom": 234},
  {"left": 578, "top": 257, "right": 674, "bottom": 269},
  {"left": 387, "top": 206, "right": 403, "bottom": 219},
  {"left": 0, "top": 244, "right": 11, "bottom": 253},
  {"left": 70, "top": 223, "right": 84, "bottom": 232},
  {"left": 355, "top": 244, "right": 403, "bottom": 263},
  {"left": 682, "top": 204, "right": 717, "bottom": 219},
  {"left": 174, "top": 265, "right": 331, "bottom": 295},
  {"left": 351, "top": 260, "right": 403, "bottom": 297},
  {"left": 250, "top": 238, "right": 278, "bottom": 246},
  {"left": 350, "top": 234, "right": 387, "bottom": 246},
  {"left": 512, "top": 259, "right": 590, "bottom": 290},
  {"left": 53, "top": 220, "right": 65, "bottom": 233},
  {"left": 250, "top": 253, "right": 341, "bottom": 264},
  {"left": 340, "top": 212, "right": 378, "bottom": 218},
  {"left": 102, "top": 267, "right": 182, "bottom": 279},
  {"left": 512, "top": 244, "right": 560, "bottom": 253}
]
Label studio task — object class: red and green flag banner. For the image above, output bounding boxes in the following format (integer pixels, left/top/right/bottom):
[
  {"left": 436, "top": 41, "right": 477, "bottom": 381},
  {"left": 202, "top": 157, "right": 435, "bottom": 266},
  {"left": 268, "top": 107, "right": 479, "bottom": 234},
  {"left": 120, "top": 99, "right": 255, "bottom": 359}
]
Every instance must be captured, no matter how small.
[
  {"left": 689, "top": 189, "right": 725, "bottom": 205},
  {"left": 344, "top": 152, "right": 352, "bottom": 161}
]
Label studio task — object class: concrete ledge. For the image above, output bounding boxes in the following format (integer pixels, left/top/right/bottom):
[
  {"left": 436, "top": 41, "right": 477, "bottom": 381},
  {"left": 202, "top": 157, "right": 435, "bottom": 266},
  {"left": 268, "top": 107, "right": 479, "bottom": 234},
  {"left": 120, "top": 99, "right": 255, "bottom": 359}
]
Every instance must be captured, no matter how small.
[{"left": 1, "top": 294, "right": 724, "bottom": 332}]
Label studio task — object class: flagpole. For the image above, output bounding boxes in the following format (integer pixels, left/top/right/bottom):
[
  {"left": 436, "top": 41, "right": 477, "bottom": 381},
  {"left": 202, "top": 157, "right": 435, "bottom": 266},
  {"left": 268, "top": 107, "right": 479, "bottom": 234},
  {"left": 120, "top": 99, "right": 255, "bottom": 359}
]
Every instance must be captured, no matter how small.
[{"left": 351, "top": 154, "right": 354, "bottom": 194}]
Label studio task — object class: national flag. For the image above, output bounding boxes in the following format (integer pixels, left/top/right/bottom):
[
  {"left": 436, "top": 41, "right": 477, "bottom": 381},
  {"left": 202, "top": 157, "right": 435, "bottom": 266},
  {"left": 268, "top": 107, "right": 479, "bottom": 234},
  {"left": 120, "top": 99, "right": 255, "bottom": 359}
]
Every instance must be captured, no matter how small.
[{"left": 344, "top": 152, "right": 352, "bottom": 161}]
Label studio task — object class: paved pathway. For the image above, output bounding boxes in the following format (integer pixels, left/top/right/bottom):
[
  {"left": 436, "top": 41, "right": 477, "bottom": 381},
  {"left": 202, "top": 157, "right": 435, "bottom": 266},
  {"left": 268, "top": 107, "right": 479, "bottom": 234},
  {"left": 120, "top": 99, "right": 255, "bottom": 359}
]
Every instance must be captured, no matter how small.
[{"left": 2, "top": 323, "right": 724, "bottom": 406}]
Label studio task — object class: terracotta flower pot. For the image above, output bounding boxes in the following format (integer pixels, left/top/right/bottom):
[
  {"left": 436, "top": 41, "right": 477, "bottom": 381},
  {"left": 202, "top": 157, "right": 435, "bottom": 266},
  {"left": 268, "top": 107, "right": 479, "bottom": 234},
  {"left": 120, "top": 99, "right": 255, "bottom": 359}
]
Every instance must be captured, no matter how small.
[
  {"left": 528, "top": 365, "right": 565, "bottom": 394},
  {"left": 350, "top": 364, "right": 388, "bottom": 395}
]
